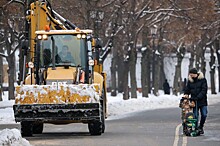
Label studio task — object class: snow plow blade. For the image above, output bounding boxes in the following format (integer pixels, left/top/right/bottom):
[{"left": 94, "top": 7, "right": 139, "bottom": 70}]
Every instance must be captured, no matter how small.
[
  {"left": 14, "top": 84, "right": 101, "bottom": 104},
  {"left": 13, "top": 84, "right": 102, "bottom": 123},
  {"left": 13, "top": 103, "right": 100, "bottom": 122}
]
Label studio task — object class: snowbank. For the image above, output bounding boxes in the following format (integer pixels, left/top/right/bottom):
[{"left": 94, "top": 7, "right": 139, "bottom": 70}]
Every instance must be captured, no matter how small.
[
  {"left": 0, "top": 129, "right": 32, "bottom": 146},
  {"left": 107, "top": 92, "right": 220, "bottom": 120}
]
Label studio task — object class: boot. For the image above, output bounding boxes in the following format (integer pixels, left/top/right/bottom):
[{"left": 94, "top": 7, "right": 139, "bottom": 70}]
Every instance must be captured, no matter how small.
[{"left": 198, "top": 126, "right": 204, "bottom": 134}]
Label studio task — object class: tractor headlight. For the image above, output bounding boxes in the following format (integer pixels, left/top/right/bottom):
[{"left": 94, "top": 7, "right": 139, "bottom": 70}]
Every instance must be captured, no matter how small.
[
  {"left": 42, "top": 34, "right": 48, "bottom": 40},
  {"left": 77, "top": 34, "right": 81, "bottom": 39},
  {"left": 37, "top": 35, "right": 42, "bottom": 40},
  {"left": 82, "top": 34, "right": 86, "bottom": 39}
]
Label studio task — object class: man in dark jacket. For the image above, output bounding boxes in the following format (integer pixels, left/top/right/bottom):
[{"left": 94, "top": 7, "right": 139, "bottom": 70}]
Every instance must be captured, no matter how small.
[
  {"left": 184, "top": 68, "right": 208, "bottom": 134},
  {"left": 57, "top": 45, "right": 75, "bottom": 64},
  {"left": 163, "top": 79, "right": 170, "bottom": 94}
]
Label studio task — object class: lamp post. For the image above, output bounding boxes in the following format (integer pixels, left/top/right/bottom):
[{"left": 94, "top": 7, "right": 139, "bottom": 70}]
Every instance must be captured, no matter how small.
[
  {"left": 151, "top": 25, "right": 157, "bottom": 94},
  {"left": 89, "top": 10, "right": 104, "bottom": 37}
]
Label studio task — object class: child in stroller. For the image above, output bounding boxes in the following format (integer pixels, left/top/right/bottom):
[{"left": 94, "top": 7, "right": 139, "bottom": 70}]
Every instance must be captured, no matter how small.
[{"left": 179, "top": 95, "right": 199, "bottom": 136}]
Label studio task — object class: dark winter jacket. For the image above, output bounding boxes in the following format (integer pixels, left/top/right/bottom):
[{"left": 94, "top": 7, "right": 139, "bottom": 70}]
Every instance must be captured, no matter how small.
[
  {"left": 184, "top": 72, "right": 208, "bottom": 107},
  {"left": 163, "top": 80, "right": 170, "bottom": 94}
]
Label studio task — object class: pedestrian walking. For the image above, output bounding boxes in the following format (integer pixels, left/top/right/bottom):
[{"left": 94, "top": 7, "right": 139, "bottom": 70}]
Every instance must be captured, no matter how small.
[
  {"left": 184, "top": 68, "right": 208, "bottom": 134},
  {"left": 163, "top": 79, "right": 170, "bottom": 94}
]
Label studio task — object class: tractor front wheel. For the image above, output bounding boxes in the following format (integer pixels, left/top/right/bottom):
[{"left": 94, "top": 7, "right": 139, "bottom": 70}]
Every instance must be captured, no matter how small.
[
  {"left": 33, "top": 123, "right": 44, "bottom": 134},
  {"left": 88, "top": 121, "right": 102, "bottom": 135},
  {"left": 21, "top": 121, "right": 33, "bottom": 137}
]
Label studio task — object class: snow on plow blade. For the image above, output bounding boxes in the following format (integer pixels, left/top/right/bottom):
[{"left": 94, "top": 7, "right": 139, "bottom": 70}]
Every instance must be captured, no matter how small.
[
  {"left": 13, "top": 84, "right": 101, "bottom": 122},
  {"left": 14, "top": 84, "right": 100, "bottom": 104}
]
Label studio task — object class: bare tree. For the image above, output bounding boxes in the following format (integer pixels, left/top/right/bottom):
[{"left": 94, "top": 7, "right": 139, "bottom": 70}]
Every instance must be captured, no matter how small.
[
  {"left": 0, "top": 1, "right": 25, "bottom": 100},
  {"left": 0, "top": 48, "right": 3, "bottom": 101},
  {"left": 52, "top": 0, "right": 220, "bottom": 96}
]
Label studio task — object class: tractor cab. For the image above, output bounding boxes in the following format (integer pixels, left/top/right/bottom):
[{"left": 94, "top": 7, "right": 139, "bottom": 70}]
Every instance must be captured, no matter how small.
[{"left": 33, "top": 29, "right": 94, "bottom": 85}]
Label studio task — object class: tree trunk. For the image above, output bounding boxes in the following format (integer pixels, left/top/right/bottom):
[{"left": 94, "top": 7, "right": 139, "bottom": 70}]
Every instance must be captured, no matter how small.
[
  {"left": 141, "top": 49, "right": 150, "bottom": 97},
  {"left": 110, "top": 47, "right": 117, "bottom": 96},
  {"left": 151, "top": 41, "right": 155, "bottom": 94},
  {"left": 7, "top": 54, "right": 15, "bottom": 100},
  {"left": 200, "top": 47, "right": 206, "bottom": 77},
  {"left": 18, "top": 46, "right": 24, "bottom": 85},
  {"left": 123, "top": 61, "right": 129, "bottom": 100},
  {"left": 148, "top": 48, "right": 152, "bottom": 94},
  {"left": 117, "top": 56, "right": 124, "bottom": 93},
  {"left": 153, "top": 54, "right": 160, "bottom": 96},
  {"left": 154, "top": 33, "right": 163, "bottom": 96},
  {"left": 173, "top": 46, "right": 185, "bottom": 95},
  {"left": 195, "top": 45, "right": 202, "bottom": 70},
  {"left": 173, "top": 62, "right": 182, "bottom": 96},
  {"left": 129, "top": 47, "right": 137, "bottom": 98},
  {"left": 141, "top": 27, "right": 149, "bottom": 97},
  {"left": 216, "top": 40, "right": 220, "bottom": 92},
  {"left": 210, "top": 46, "right": 216, "bottom": 94},
  {"left": 189, "top": 47, "right": 195, "bottom": 69},
  {"left": 0, "top": 53, "right": 3, "bottom": 101},
  {"left": 160, "top": 57, "right": 166, "bottom": 89},
  {"left": 110, "top": 65, "right": 117, "bottom": 96}
]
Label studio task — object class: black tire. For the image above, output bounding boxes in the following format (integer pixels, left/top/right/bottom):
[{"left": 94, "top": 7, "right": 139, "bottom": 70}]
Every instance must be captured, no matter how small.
[
  {"left": 88, "top": 121, "right": 102, "bottom": 135},
  {"left": 101, "top": 101, "right": 105, "bottom": 133},
  {"left": 88, "top": 87, "right": 106, "bottom": 135},
  {"left": 33, "top": 123, "right": 44, "bottom": 134},
  {"left": 101, "top": 87, "right": 106, "bottom": 133},
  {"left": 88, "top": 103, "right": 105, "bottom": 135},
  {"left": 21, "top": 121, "right": 33, "bottom": 137}
]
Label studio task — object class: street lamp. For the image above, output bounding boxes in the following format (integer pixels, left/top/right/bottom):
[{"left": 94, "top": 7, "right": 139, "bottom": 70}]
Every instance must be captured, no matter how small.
[
  {"left": 89, "top": 10, "right": 104, "bottom": 37},
  {"left": 150, "top": 25, "right": 157, "bottom": 95}
]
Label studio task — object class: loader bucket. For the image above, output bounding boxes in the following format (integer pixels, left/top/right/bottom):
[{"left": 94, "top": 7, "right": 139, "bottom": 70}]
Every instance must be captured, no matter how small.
[{"left": 14, "top": 84, "right": 100, "bottom": 105}]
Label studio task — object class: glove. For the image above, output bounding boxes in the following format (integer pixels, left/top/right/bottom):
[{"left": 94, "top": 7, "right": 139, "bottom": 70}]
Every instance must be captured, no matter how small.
[{"left": 191, "top": 96, "right": 198, "bottom": 101}]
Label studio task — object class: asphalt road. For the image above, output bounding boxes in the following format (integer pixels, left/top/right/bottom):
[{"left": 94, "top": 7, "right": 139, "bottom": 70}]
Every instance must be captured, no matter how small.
[{"left": 1, "top": 102, "right": 220, "bottom": 146}]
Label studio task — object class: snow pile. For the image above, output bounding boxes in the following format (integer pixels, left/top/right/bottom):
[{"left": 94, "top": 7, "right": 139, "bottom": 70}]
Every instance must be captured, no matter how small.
[
  {"left": 107, "top": 93, "right": 181, "bottom": 119},
  {"left": 0, "top": 129, "right": 32, "bottom": 146}
]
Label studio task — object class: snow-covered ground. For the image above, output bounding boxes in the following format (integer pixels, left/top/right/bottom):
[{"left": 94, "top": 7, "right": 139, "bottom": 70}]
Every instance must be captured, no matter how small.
[
  {"left": 0, "top": 129, "right": 31, "bottom": 146},
  {"left": 0, "top": 91, "right": 220, "bottom": 145}
]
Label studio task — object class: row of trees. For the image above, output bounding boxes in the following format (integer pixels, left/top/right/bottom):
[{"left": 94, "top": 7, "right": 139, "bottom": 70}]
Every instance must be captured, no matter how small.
[
  {"left": 1, "top": 0, "right": 220, "bottom": 100},
  {"left": 52, "top": 0, "right": 220, "bottom": 98}
]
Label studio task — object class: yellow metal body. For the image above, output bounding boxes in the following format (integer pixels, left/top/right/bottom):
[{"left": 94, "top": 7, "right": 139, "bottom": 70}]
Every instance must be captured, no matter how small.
[{"left": 47, "top": 67, "right": 77, "bottom": 80}]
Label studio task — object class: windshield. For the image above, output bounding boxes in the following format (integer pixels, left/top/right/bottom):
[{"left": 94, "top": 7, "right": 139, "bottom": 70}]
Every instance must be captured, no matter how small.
[{"left": 38, "top": 34, "right": 86, "bottom": 68}]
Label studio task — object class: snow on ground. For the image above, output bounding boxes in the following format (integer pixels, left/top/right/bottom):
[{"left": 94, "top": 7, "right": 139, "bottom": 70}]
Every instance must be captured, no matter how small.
[
  {"left": 0, "top": 91, "right": 219, "bottom": 145},
  {"left": 107, "top": 91, "right": 220, "bottom": 120},
  {"left": 0, "top": 129, "right": 31, "bottom": 146}
]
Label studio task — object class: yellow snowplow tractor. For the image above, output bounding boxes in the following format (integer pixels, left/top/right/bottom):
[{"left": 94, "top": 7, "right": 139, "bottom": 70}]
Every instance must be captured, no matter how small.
[{"left": 13, "top": 29, "right": 107, "bottom": 136}]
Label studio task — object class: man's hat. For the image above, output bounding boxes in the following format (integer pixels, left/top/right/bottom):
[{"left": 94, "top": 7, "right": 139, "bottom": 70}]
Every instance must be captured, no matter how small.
[{"left": 189, "top": 68, "right": 198, "bottom": 74}]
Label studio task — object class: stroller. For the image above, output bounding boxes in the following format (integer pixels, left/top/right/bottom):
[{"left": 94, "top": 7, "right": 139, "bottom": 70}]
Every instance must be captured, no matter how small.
[{"left": 179, "top": 96, "right": 200, "bottom": 136}]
